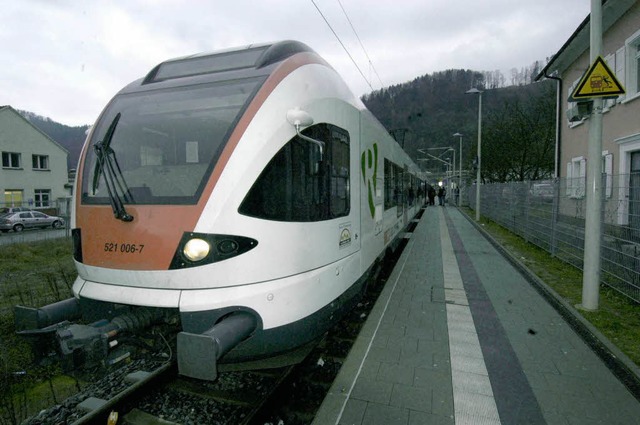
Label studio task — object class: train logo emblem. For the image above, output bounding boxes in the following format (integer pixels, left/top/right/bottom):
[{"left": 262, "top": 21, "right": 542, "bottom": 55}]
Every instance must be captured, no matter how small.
[
  {"left": 361, "top": 143, "right": 378, "bottom": 219},
  {"left": 339, "top": 226, "right": 352, "bottom": 248}
]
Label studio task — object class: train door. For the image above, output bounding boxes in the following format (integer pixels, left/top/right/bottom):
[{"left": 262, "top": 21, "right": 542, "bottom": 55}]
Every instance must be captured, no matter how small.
[
  {"left": 325, "top": 102, "right": 361, "bottom": 261},
  {"left": 629, "top": 151, "right": 640, "bottom": 241},
  {"left": 332, "top": 119, "right": 360, "bottom": 259}
]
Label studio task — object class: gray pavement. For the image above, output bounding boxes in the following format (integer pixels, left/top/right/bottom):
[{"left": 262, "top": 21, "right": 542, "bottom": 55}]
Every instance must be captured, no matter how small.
[{"left": 314, "top": 206, "right": 640, "bottom": 425}]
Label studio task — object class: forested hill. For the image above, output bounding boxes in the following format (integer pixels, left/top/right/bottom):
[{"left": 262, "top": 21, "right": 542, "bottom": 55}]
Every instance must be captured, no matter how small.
[
  {"left": 19, "top": 110, "right": 89, "bottom": 170},
  {"left": 362, "top": 69, "right": 486, "bottom": 161},
  {"left": 361, "top": 69, "right": 556, "bottom": 182}
]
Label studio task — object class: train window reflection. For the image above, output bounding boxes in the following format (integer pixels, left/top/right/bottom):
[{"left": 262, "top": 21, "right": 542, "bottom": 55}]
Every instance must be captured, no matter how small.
[
  {"left": 239, "top": 124, "right": 350, "bottom": 222},
  {"left": 81, "top": 77, "right": 263, "bottom": 205}
]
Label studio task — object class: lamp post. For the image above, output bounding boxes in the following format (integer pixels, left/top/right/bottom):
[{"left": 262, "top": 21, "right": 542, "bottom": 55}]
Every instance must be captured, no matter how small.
[
  {"left": 446, "top": 149, "right": 455, "bottom": 191},
  {"left": 453, "top": 132, "right": 463, "bottom": 205},
  {"left": 466, "top": 88, "right": 482, "bottom": 221}
]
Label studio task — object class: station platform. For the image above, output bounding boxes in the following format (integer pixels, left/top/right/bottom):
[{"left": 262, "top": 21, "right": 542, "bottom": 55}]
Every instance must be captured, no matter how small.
[{"left": 313, "top": 205, "right": 640, "bottom": 425}]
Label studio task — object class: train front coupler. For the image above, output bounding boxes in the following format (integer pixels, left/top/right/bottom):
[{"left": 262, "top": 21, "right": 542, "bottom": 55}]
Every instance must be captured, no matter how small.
[{"left": 15, "top": 299, "right": 170, "bottom": 370}]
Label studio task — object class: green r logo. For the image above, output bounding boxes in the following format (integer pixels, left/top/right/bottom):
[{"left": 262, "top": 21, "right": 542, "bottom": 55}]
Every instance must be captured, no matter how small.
[{"left": 361, "top": 143, "right": 378, "bottom": 219}]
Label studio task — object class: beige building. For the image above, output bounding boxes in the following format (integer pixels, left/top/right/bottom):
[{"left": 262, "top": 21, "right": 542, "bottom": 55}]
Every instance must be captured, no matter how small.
[
  {"left": 0, "top": 106, "right": 69, "bottom": 213},
  {"left": 538, "top": 0, "right": 640, "bottom": 233}
]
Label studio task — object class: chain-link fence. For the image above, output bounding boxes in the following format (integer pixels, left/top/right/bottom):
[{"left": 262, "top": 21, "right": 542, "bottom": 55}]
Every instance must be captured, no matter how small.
[{"left": 467, "top": 175, "right": 640, "bottom": 303}]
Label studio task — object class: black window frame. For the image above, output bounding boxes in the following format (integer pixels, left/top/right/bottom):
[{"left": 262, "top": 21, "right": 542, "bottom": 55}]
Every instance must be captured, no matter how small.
[
  {"left": 2, "top": 152, "right": 21, "bottom": 169},
  {"left": 32, "top": 154, "right": 49, "bottom": 170},
  {"left": 239, "top": 123, "right": 350, "bottom": 222}
]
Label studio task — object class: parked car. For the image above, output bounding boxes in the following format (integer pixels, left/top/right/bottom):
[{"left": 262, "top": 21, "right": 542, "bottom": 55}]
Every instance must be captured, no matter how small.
[
  {"left": 0, "top": 211, "right": 65, "bottom": 233},
  {"left": 0, "top": 206, "right": 32, "bottom": 214}
]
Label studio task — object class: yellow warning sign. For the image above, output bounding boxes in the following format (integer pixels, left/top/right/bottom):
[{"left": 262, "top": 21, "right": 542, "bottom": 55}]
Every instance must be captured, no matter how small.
[{"left": 571, "top": 56, "right": 625, "bottom": 99}]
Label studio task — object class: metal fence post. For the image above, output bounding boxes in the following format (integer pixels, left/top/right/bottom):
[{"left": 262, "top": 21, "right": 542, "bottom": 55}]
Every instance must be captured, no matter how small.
[
  {"left": 550, "top": 178, "right": 559, "bottom": 257},
  {"left": 524, "top": 182, "right": 530, "bottom": 244}
]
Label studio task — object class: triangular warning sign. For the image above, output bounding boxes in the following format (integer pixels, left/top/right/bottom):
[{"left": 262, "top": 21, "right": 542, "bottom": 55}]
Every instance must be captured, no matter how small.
[{"left": 571, "top": 56, "right": 625, "bottom": 99}]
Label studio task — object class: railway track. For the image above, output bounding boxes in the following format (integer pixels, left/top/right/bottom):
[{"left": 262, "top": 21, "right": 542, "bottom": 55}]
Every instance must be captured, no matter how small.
[{"left": 24, "top": 210, "right": 422, "bottom": 425}]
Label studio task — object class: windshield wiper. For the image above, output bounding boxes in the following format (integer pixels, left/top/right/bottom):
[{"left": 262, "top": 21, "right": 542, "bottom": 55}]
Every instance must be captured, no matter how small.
[{"left": 92, "top": 113, "right": 134, "bottom": 222}]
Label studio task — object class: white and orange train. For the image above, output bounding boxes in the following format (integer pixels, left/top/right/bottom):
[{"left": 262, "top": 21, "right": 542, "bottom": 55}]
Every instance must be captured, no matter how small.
[{"left": 17, "top": 41, "right": 424, "bottom": 380}]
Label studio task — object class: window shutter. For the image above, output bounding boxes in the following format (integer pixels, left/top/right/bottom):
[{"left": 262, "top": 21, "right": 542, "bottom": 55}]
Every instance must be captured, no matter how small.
[
  {"left": 579, "top": 158, "right": 587, "bottom": 198},
  {"left": 616, "top": 47, "right": 626, "bottom": 102},
  {"left": 604, "top": 153, "right": 613, "bottom": 198},
  {"left": 566, "top": 162, "right": 572, "bottom": 196},
  {"left": 604, "top": 55, "right": 616, "bottom": 109}
]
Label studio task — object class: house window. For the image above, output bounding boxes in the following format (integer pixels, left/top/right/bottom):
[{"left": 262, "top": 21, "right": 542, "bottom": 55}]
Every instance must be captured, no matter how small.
[
  {"left": 3, "top": 190, "right": 23, "bottom": 207},
  {"left": 624, "top": 29, "right": 640, "bottom": 99},
  {"left": 34, "top": 189, "right": 51, "bottom": 208},
  {"left": 32, "top": 155, "right": 49, "bottom": 170},
  {"left": 566, "top": 156, "right": 586, "bottom": 198},
  {"left": 567, "top": 77, "right": 586, "bottom": 126},
  {"left": 636, "top": 44, "right": 640, "bottom": 92},
  {"left": 614, "top": 133, "right": 640, "bottom": 225},
  {"left": 2, "top": 152, "right": 21, "bottom": 169}
]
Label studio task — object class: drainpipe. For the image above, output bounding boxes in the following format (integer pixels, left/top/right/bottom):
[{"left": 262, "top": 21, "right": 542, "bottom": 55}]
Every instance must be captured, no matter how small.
[
  {"left": 543, "top": 71, "right": 562, "bottom": 179},
  {"left": 543, "top": 71, "right": 562, "bottom": 257}
]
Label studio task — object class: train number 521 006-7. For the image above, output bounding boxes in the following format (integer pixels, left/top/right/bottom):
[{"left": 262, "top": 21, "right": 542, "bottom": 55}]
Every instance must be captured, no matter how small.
[{"left": 104, "top": 242, "right": 145, "bottom": 254}]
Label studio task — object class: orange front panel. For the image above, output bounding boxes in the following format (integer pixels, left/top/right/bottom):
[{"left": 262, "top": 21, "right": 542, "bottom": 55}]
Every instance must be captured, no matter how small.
[{"left": 76, "top": 204, "right": 201, "bottom": 270}]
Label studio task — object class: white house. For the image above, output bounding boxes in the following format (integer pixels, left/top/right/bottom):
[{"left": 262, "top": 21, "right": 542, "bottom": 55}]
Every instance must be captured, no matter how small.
[
  {"left": 0, "top": 106, "right": 69, "bottom": 214},
  {"left": 537, "top": 0, "right": 640, "bottom": 234}
]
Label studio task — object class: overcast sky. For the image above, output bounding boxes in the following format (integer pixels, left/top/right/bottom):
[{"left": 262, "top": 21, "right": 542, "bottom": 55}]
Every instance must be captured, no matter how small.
[{"left": 3, "top": 0, "right": 591, "bottom": 127}]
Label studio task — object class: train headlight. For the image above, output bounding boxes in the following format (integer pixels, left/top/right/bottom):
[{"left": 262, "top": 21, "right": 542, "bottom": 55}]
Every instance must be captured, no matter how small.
[
  {"left": 170, "top": 232, "right": 258, "bottom": 269},
  {"left": 183, "top": 238, "right": 211, "bottom": 262}
]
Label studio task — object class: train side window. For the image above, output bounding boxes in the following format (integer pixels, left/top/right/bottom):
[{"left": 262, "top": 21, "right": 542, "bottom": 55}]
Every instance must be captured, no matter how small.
[
  {"left": 384, "top": 159, "right": 394, "bottom": 210},
  {"left": 384, "top": 159, "right": 404, "bottom": 211},
  {"left": 239, "top": 123, "right": 350, "bottom": 222}
]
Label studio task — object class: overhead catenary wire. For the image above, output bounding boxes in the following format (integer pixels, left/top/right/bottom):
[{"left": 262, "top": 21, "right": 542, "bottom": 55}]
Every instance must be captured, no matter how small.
[
  {"left": 310, "top": 0, "right": 374, "bottom": 92},
  {"left": 336, "top": 0, "right": 384, "bottom": 88}
]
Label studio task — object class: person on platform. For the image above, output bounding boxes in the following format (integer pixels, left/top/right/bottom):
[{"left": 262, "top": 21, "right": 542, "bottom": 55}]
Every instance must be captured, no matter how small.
[
  {"left": 437, "top": 186, "right": 446, "bottom": 206},
  {"left": 427, "top": 186, "right": 436, "bottom": 206}
]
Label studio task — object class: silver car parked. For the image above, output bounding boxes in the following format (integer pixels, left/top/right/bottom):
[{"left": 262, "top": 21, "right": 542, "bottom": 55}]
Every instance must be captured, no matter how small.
[
  {"left": 0, "top": 211, "right": 65, "bottom": 233},
  {"left": 0, "top": 206, "right": 32, "bottom": 214}
]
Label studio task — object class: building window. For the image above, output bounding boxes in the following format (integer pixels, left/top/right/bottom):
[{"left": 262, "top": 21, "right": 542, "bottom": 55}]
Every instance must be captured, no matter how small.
[
  {"left": 34, "top": 189, "right": 51, "bottom": 208},
  {"left": 239, "top": 123, "right": 350, "bottom": 222},
  {"left": 624, "top": 30, "right": 640, "bottom": 99},
  {"left": 2, "top": 152, "right": 21, "bottom": 169},
  {"left": 3, "top": 190, "right": 23, "bottom": 207},
  {"left": 32, "top": 155, "right": 49, "bottom": 170},
  {"left": 636, "top": 44, "right": 640, "bottom": 93},
  {"left": 566, "top": 77, "right": 586, "bottom": 126},
  {"left": 566, "top": 156, "right": 586, "bottom": 198}
]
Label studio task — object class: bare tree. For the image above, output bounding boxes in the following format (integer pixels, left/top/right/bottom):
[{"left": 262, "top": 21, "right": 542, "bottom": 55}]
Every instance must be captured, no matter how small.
[{"left": 480, "top": 83, "right": 555, "bottom": 182}]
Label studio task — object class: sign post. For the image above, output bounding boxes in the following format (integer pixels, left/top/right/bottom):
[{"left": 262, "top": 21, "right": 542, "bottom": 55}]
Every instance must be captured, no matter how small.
[{"left": 576, "top": 0, "right": 626, "bottom": 311}]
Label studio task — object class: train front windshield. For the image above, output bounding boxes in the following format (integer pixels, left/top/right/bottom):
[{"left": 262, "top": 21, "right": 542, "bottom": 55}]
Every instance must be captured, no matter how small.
[{"left": 81, "top": 77, "right": 263, "bottom": 205}]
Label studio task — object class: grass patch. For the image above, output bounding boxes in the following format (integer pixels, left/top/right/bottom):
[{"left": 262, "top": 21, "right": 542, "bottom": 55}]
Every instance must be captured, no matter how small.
[
  {"left": 465, "top": 209, "right": 640, "bottom": 367},
  {"left": 0, "top": 238, "right": 78, "bottom": 424},
  {"left": 0, "top": 239, "right": 75, "bottom": 310}
]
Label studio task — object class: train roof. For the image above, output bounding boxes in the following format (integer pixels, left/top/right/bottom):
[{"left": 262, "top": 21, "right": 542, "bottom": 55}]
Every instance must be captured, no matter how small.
[{"left": 141, "top": 40, "right": 315, "bottom": 85}]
